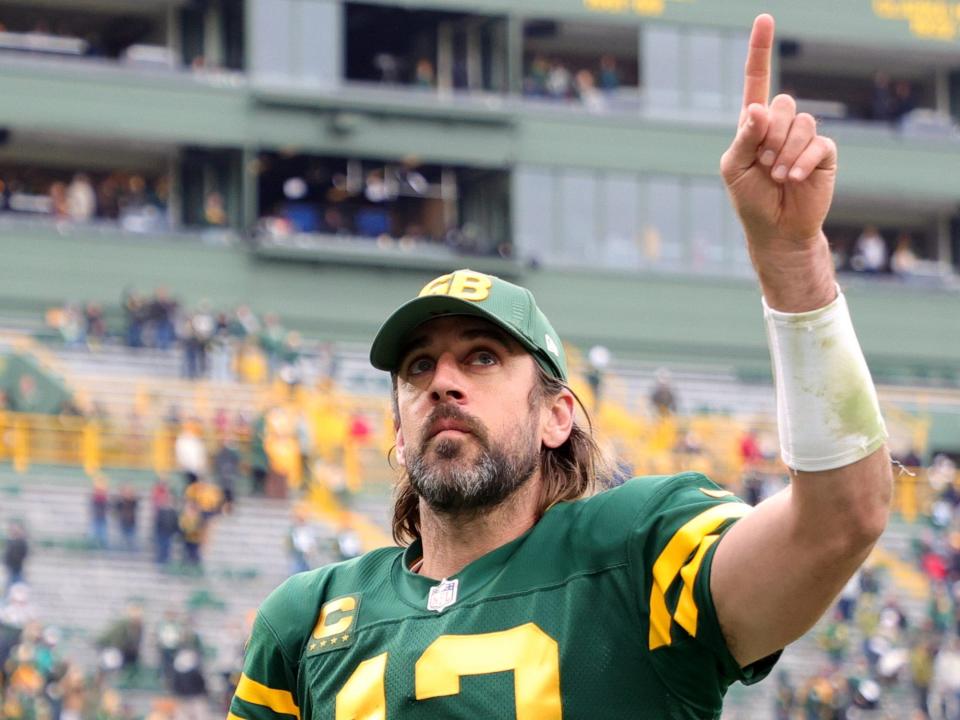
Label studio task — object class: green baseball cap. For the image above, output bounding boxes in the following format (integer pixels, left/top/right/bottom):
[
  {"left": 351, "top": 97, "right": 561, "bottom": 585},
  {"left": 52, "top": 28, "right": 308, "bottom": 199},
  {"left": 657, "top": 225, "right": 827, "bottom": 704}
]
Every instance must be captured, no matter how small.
[{"left": 370, "top": 269, "right": 567, "bottom": 381}]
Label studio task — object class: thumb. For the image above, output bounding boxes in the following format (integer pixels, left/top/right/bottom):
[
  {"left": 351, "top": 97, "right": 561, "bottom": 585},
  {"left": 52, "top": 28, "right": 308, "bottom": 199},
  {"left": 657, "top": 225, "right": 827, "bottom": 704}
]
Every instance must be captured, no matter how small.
[{"left": 722, "top": 103, "right": 769, "bottom": 179}]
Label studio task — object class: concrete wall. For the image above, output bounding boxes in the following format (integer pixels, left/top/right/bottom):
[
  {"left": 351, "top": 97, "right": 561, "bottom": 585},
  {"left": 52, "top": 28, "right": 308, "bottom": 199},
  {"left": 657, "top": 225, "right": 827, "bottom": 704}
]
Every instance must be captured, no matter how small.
[{"left": 4, "top": 229, "right": 958, "bottom": 381}]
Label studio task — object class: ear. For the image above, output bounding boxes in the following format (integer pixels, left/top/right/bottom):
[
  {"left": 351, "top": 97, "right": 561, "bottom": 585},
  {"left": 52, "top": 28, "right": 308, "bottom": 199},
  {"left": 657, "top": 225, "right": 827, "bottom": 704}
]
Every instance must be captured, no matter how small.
[
  {"left": 395, "top": 425, "right": 406, "bottom": 467},
  {"left": 541, "top": 388, "right": 575, "bottom": 449}
]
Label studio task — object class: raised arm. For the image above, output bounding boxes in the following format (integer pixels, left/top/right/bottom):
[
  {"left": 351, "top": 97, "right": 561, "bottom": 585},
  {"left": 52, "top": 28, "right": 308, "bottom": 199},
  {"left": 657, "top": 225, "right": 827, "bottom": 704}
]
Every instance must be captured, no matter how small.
[{"left": 711, "top": 14, "right": 893, "bottom": 667}]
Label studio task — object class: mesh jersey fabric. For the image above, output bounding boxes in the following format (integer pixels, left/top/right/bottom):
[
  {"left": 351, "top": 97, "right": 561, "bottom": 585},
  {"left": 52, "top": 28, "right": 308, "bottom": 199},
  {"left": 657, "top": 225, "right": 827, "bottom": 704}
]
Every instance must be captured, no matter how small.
[{"left": 230, "top": 472, "right": 780, "bottom": 720}]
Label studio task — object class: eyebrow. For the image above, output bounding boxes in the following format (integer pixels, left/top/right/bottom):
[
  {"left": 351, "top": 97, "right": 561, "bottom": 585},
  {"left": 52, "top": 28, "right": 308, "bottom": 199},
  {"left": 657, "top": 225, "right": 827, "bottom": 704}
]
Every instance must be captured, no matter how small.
[{"left": 399, "top": 325, "right": 518, "bottom": 366}]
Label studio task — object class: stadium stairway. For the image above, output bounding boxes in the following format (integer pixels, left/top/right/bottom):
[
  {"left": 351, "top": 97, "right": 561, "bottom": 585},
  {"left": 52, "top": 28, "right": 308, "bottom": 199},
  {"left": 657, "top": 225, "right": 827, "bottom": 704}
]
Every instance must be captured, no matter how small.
[{"left": 0, "top": 468, "right": 334, "bottom": 717}]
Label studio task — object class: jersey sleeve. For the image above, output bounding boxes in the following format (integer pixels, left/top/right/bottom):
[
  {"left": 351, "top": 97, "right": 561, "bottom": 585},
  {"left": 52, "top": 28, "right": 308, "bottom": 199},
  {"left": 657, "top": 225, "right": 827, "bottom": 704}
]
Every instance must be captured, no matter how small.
[
  {"left": 229, "top": 574, "right": 318, "bottom": 720},
  {"left": 626, "top": 473, "right": 781, "bottom": 712}
]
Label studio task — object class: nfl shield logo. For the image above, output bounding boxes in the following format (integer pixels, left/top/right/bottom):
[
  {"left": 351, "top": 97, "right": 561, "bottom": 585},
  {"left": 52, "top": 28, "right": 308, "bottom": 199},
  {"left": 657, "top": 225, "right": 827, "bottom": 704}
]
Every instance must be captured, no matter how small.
[{"left": 427, "top": 578, "right": 459, "bottom": 613}]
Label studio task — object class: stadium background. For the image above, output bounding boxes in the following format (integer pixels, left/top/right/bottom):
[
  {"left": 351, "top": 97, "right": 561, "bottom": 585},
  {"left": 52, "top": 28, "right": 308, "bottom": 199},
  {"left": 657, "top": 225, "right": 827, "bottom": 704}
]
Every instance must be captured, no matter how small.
[{"left": 0, "top": 0, "right": 958, "bottom": 717}]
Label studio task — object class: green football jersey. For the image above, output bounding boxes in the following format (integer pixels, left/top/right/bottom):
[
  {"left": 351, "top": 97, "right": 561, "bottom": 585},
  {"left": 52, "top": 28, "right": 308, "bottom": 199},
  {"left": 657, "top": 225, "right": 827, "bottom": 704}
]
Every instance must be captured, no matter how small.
[{"left": 230, "top": 473, "right": 779, "bottom": 720}]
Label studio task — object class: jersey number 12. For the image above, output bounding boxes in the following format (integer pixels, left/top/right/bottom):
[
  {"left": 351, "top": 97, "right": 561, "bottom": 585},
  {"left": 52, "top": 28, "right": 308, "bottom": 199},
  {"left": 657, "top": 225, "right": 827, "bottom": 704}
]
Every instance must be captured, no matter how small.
[{"left": 336, "top": 622, "right": 562, "bottom": 719}]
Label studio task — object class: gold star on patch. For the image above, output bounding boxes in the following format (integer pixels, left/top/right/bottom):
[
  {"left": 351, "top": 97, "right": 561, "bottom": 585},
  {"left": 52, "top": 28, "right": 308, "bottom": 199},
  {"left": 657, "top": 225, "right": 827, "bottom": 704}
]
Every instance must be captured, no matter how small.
[
  {"left": 309, "top": 643, "right": 318, "bottom": 651},
  {"left": 319, "top": 639, "right": 328, "bottom": 648},
  {"left": 329, "top": 637, "right": 338, "bottom": 645},
  {"left": 341, "top": 634, "right": 349, "bottom": 643}
]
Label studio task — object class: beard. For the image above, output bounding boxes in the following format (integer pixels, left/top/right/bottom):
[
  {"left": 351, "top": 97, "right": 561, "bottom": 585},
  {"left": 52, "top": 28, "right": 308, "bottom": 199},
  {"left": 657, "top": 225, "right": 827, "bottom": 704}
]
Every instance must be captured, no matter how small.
[{"left": 405, "top": 404, "right": 539, "bottom": 515}]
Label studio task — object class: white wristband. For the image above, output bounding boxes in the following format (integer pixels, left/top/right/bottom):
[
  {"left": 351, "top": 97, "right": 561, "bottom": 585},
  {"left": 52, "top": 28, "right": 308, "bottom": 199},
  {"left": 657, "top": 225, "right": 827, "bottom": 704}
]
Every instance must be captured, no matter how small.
[{"left": 763, "top": 288, "right": 887, "bottom": 472}]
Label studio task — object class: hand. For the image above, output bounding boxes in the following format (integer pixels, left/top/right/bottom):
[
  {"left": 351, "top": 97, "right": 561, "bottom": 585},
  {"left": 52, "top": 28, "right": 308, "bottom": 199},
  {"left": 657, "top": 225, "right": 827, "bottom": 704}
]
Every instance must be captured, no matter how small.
[{"left": 721, "top": 14, "right": 837, "bottom": 248}]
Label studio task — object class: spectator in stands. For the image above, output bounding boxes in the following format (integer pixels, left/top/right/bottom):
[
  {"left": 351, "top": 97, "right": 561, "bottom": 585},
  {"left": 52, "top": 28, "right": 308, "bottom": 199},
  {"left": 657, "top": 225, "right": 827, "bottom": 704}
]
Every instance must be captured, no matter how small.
[
  {"left": 204, "top": 191, "right": 227, "bottom": 226},
  {"left": 287, "top": 508, "right": 318, "bottom": 575},
  {"left": 150, "top": 287, "right": 178, "bottom": 351},
  {"left": 249, "top": 414, "right": 269, "bottom": 496},
  {"left": 97, "top": 174, "right": 121, "bottom": 220},
  {"left": 930, "top": 636, "right": 960, "bottom": 720},
  {"left": 184, "top": 477, "right": 223, "bottom": 522},
  {"left": 871, "top": 71, "right": 895, "bottom": 122},
  {"left": 179, "top": 501, "right": 205, "bottom": 568},
  {"left": 837, "top": 570, "right": 861, "bottom": 623},
  {"left": 909, "top": 629, "right": 936, "bottom": 719},
  {"left": 738, "top": 427, "right": 769, "bottom": 505},
  {"left": 153, "top": 491, "right": 180, "bottom": 565},
  {"left": 649, "top": 367, "right": 677, "bottom": 415},
  {"left": 259, "top": 313, "right": 286, "bottom": 377},
  {"left": 321, "top": 206, "right": 349, "bottom": 235},
  {"left": 2, "top": 520, "right": 28, "bottom": 593},
  {"left": 414, "top": 58, "right": 434, "bottom": 88},
  {"left": 213, "top": 438, "right": 241, "bottom": 513},
  {"left": 279, "top": 330, "right": 305, "bottom": 384},
  {"left": 151, "top": 476, "right": 172, "bottom": 510},
  {"left": 49, "top": 181, "right": 68, "bottom": 218},
  {"left": 546, "top": 59, "right": 572, "bottom": 99},
  {"left": 182, "top": 307, "right": 214, "bottom": 379},
  {"left": 373, "top": 52, "right": 399, "bottom": 83},
  {"left": 598, "top": 54, "right": 620, "bottom": 93},
  {"left": 773, "top": 670, "right": 795, "bottom": 719},
  {"left": 156, "top": 609, "right": 183, "bottom": 688},
  {"left": 208, "top": 322, "right": 235, "bottom": 383},
  {"left": 175, "top": 420, "right": 208, "bottom": 488},
  {"left": 0, "top": 583, "right": 38, "bottom": 635},
  {"left": 84, "top": 302, "right": 107, "bottom": 346},
  {"left": 851, "top": 225, "right": 888, "bottom": 273},
  {"left": 97, "top": 604, "right": 144, "bottom": 680},
  {"left": 524, "top": 55, "right": 550, "bottom": 97},
  {"left": 66, "top": 173, "right": 96, "bottom": 222},
  {"left": 123, "top": 289, "right": 146, "bottom": 348},
  {"left": 893, "top": 80, "right": 916, "bottom": 121},
  {"left": 89, "top": 475, "right": 110, "bottom": 550},
  {"left": 112, "top": 484, "right": 140, "bottom": 552},
  {"left": 574, "top": 69, "right": 604, "bottom": 112},
  {"left": 336, "top": 522, "right": 362, "bottom": 562},
  {"left": 171, "top": 645, "right": 208, "bottom": 720},
  {"left": 230, "top": 304, "right": 260, "bottom": 339},
  {"left": 818, "top": 607, "right": 851, "bottom": 668},
  {"left": 891, "top": 233, "right": 956, "bottom": 282}
]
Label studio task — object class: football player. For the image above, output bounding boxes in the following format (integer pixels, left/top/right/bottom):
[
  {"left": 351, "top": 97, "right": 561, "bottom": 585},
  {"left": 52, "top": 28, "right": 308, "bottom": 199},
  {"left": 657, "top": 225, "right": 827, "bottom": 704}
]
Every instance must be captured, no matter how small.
[{"left": 229, "top": 15, "right": 891, "bottom": 719}]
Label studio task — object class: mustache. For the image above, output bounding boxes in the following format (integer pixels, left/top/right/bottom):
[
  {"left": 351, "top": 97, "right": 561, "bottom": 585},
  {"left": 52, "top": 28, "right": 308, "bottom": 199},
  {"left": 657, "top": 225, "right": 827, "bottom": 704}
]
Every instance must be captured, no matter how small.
[{"left": 420, "top": 404, "right": 489, "bottom": 451}]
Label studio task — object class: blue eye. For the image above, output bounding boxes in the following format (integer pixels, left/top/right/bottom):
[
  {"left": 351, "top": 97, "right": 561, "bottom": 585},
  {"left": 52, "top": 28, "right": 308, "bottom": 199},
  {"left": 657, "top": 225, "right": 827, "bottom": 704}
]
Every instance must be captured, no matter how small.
[
  {"left": 408, "top": 357, "right": 434, "bottom": 375},
  {"left": 470, "top": 351, "right": 497, "bottom": 366}
]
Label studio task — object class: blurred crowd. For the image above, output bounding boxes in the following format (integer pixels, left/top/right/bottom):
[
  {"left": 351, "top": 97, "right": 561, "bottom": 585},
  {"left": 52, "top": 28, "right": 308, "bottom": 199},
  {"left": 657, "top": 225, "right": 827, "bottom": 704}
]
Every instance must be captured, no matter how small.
[
  {"left": 256, "top": 155, "right": 510, "bottom": 258},
  {"left": 830, "top": 226, "right": 956, "bottom": 282},
  {"left": 871, "top": 73, "right": 919, "bottom": 123},
  {"left": 0, "top": 16, "right": 128, "bottom": 60},
  {"left": 87, "top": 472, "right": 225, "bottom": 571},
  {"left": 767, "top": 453, "right": 960, "bottom": 719},
  {"left": 523, "top": 53, "right": 625, "bottom": 110},
  {"left": 0, "top": 170, "right": 170, "bottom": 233},
  {"left": 124, "top": 290, "right": 315, "bottom": 384},
  {"left": 0, "top": 581, "right": 228, "bottom": 720},
  {"left": 47, "top": 287, "right": 325, "bottom": 385},
  {"left": 0, "top": 12, "right": 223, "bottom": 71}
]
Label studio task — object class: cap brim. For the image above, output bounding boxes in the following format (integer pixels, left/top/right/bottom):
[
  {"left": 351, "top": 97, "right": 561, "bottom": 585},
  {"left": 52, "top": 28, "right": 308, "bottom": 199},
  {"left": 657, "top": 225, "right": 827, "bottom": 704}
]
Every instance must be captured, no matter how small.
[{"left": 370, "top": 295, "right": 541, "bottom": 373}]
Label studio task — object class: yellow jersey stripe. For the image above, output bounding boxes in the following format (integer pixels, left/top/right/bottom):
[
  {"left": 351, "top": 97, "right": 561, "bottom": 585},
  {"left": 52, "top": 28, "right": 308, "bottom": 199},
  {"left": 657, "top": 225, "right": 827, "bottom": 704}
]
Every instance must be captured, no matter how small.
[
  {"left": 228, "top": 713, "right": 247, "bottom": 720},
  {"left": 673, "top": 534, "right": 721, "bottom": 638},
  {"left": 649, "top": 502, "right": 749, "bottom": 650},
  {"left": 235, "top": 673, "right": 301, "bottom": 719}
]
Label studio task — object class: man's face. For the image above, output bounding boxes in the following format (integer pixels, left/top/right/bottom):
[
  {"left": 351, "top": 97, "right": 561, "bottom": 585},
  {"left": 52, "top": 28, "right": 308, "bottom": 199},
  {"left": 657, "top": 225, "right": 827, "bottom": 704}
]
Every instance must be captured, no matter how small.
[{"left": 394, "top": 316, "right": 544, "bottom": 514}]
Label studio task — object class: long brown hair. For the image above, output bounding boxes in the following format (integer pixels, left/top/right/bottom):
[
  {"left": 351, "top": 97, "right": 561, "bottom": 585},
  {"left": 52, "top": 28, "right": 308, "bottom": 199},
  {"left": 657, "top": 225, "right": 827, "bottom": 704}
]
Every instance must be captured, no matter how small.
[{"left": 390, "top": 366, "right": 607, "bottom": 545}]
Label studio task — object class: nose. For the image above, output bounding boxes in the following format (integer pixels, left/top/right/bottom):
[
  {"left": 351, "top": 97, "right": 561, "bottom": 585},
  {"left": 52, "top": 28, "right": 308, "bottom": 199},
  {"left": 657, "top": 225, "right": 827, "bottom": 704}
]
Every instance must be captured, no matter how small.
[{"left": 428, "top": 352, "right": 466, "bottom": 403}]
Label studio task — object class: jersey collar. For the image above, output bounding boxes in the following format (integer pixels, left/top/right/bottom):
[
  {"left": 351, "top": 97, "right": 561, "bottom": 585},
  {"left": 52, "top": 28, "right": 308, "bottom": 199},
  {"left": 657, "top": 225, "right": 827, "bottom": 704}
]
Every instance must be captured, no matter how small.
[{"left": 391, "top": 528, "right": 535, "bottom": 612}]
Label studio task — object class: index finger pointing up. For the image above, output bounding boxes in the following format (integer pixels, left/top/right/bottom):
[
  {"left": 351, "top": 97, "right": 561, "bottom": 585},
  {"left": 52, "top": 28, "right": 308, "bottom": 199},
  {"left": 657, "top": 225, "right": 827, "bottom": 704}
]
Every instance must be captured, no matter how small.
[{"left": 742, "top": 14, "right": 775, "bottom": 112}]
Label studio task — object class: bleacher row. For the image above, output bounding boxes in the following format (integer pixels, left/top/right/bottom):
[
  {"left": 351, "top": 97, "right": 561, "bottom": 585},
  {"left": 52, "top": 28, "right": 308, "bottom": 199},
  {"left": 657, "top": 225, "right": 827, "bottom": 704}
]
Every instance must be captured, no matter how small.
[{"left": 0, "top": 466, "right": 321, "bottom": 718}]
